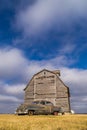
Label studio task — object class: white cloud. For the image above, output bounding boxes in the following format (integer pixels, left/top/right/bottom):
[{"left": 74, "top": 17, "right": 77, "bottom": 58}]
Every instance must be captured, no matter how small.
[
  {"left": 0, "top": 47, "right": 73, "bottom": 81},
  {"left": 0, "top": 47, "right": 28, "bottom": 82},
  {"left": 15, "top": 0, "right": 87, "bottom": 35},
  {"left": 4, "top": 84, "right": 25, "bottom": 94},
  {"left": 0, "top": 94, "right": 21, "bottom": 102},
  {"left": 0, "top": 81, "right": 24, "bottom": 104},
  {"left": 61, "top": 68, "right": 87, "bottom": 89},
  {"left": 59, "top": 43, "right": 76, "bottom": 54}
]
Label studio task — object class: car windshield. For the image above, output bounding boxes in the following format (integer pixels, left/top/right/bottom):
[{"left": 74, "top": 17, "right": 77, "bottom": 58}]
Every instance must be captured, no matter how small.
[{"left": 32, "top": 100, "right": 53, "bottom": 105}]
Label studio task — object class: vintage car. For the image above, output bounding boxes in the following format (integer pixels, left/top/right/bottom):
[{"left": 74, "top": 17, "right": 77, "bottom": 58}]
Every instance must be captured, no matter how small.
[{"left": 15, "top": 100, "right": 64, "bottom": 115}]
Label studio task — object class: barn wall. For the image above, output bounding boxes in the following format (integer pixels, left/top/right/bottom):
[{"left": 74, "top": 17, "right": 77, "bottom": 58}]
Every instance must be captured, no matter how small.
[
  {"left": 56, "top": 98, "right": 69, "bottom": 112},
  {"left": 34, "top": 71, "right": 56, "bottom": 105},
  {"left": 24, "top": 78, "right": 34, "bottom": 104},
  {"left": 56, "top": 76, "right": 70, "bottom": 112}
]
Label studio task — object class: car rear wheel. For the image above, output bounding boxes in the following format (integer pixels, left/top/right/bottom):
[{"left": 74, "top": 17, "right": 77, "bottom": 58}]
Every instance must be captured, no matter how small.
[
  {"left": 28, "top": 110, "right": 34, "bottom": 116},
  {"left": 53, "top": 111, "right": 58, "bottom": 115}
]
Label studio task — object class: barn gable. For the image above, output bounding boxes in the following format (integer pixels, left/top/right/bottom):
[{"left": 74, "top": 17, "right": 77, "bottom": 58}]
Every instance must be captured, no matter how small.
[{"left": 24, "top": 69, "right": 70, "bottom": 112}]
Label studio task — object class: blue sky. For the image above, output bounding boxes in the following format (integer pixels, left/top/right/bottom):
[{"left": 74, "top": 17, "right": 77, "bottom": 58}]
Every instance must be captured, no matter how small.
[{"left": 0, "top": 0, "right": 87, "bottom": 113}]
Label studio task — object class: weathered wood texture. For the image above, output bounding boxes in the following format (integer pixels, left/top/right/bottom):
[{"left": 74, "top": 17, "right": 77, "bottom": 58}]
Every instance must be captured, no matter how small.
[
  {"left": 24, "top": 69, "right": 70, "bottom": 112},
  {"left": 24, "top": 78, "right": 34, "bottom": 104}
]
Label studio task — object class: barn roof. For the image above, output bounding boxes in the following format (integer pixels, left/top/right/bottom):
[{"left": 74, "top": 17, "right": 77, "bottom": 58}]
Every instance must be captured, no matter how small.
[{"left": 34, "top": 69, "right": 60, "bottom": 76}]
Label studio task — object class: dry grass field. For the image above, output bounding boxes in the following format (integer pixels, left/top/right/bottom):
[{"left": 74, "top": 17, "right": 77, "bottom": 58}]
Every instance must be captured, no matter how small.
[{"left": 0, "top": 114, "right": 87, "bottom": 130}]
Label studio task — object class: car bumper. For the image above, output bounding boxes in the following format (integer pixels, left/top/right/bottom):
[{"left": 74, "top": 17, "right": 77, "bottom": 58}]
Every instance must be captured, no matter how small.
[{"left": 15, "top": 111, "right": 28, "bottom": 115}]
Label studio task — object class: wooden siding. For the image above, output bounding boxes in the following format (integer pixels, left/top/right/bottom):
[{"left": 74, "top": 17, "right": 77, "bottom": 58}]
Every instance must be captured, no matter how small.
[
  {"left": 56, "top": 76, "right": 70, "bottom": 111},
  {"left": 56, "top": 98, "right": 69, "bottom": 112},
  {"left": 24, "top": 78, "right": 34, "bottom": 104},
  {"left": 35, "top": 71, "right": 56, "bottom": 103}
]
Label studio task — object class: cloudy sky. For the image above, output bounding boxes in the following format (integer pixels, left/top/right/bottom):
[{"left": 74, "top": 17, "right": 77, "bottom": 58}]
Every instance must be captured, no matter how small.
[{"left": 0, "top": 0, "right": 87, "bottom": 113}]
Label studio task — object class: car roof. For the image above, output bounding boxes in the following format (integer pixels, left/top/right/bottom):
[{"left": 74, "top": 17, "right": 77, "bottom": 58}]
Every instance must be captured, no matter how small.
[{"left": 33, "top": 100, "right": 51, "bottom": 102}]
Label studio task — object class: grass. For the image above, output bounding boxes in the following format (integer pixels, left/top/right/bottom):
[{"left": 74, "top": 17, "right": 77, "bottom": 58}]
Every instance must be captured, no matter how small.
[{"left": 0, "top": 114, "right": 87, "bottom": 130}]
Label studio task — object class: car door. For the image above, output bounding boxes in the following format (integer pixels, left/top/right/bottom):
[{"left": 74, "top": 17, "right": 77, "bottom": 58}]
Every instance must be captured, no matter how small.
[
  {"left": 37, "top": 101, "right": 53, "bottom": 114},
  {"left": 32, "top": 101, "right": 46, "bottom": 114},
  {"left": 36, "top": 101, "right": 47, "bottom": 114},
  {"left": 45, "top": 101, "right": 53, "bottom": 114}
]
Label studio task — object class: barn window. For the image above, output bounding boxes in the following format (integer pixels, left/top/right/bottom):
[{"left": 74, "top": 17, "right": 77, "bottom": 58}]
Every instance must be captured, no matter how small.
[
  {"left": 38, "top": 82, "right": 43, "bottom": 84},
  {"left": 44, "top": 71, "right": 46, "bottom": 75}
]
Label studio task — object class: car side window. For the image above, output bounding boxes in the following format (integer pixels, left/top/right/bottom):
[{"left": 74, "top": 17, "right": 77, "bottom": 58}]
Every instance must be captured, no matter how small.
[
  {"left": 45, "top": 101, "right": 53, "bottom": 105},
  {"left": 32, "top": 101, "right": 39, "bottom": 104},
  {"left": 40, "top": 101, "right": 45, "bottom": 105}
]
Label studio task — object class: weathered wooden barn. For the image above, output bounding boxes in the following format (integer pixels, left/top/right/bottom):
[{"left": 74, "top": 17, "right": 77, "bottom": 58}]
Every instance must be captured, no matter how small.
[{"left": 24, "top": 69, "right": 70, "bottom": 112}]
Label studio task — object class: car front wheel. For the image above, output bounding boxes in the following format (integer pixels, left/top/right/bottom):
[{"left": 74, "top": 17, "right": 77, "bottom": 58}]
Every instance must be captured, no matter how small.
[{"left": 28, "top": 110, "right": 34, "bottom": 116}]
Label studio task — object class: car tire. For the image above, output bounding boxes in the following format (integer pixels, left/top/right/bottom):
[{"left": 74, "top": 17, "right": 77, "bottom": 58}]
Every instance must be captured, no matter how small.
[
  {"left": 53, "top": 111, "right": 58, "bottom": 115},
  {"left": 28, "top": 110, "right": 34, "bottom": 116}
]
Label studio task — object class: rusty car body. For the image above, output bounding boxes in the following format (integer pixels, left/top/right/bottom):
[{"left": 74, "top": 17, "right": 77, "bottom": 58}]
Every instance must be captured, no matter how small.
[{"left": 15, "top": 100, "right": 64, "bottom": 115}]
